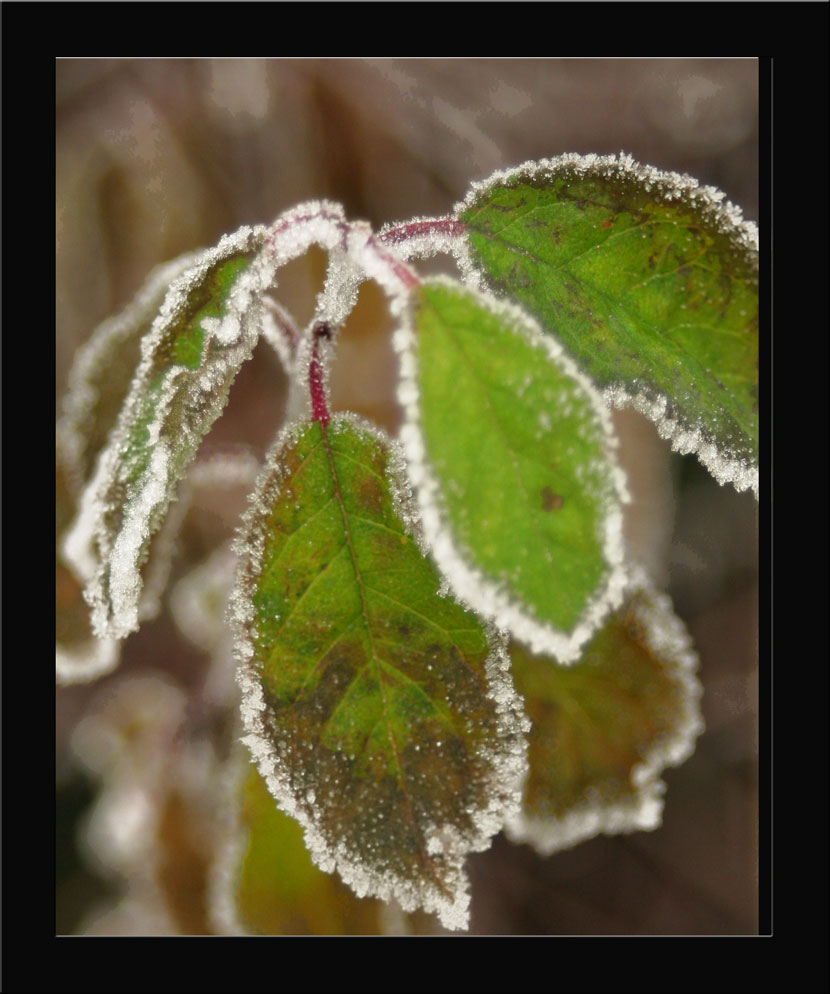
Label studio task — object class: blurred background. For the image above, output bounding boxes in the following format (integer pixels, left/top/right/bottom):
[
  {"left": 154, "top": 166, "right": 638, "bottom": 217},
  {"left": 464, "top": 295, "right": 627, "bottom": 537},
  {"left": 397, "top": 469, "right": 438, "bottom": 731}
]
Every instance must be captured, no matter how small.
[{"left": 56, "top": 58, "right": 759, "bottom": 935}]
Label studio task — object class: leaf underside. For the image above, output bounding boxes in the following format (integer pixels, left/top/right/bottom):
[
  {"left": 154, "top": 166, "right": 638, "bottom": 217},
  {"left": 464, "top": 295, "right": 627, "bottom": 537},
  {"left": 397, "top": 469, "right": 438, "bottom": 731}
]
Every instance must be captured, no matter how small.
[
  {"left": 233, "top": 415, "right": 526, "bottom": 930},
  {"left": 405, "top": 278, "right": 625, "bottom": 659},
  {"left": 507, "top": 576, "right": 703, "bottom": 854},
  {"left": 459, "top": 158, "right": 758, "bottom": 489}
]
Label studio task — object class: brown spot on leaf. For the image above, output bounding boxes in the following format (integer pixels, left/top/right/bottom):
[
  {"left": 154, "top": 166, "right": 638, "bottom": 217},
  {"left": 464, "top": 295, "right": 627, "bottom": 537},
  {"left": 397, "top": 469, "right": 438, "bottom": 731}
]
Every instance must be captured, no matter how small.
[
  {"left": 601, "top": 218, "right": 614, "bottom": 229},
  {"left": 541, "top": 486, "right": 564, "bottom": 512}
]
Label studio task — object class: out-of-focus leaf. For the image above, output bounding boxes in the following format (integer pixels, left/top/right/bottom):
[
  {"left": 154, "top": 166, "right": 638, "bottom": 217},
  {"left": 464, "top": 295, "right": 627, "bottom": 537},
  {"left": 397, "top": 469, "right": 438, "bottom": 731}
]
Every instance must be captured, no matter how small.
[
  {"left": 506, "top": 570, "right": 703, "bottom": 854},
  {"left": 458, "top": 154, "right": 758, "bottom": 496},
  {"left": 398, "top": 277, "right": 627, "bottom": 662},
  {"left": 232, "top": 763, "right": 388, "bottom": 935},
  {"left": 56, "top": 461, "right": 119, "bottom": 684},
  {"left": 232, "top": 415, "right": 527, "bottom": 931}
]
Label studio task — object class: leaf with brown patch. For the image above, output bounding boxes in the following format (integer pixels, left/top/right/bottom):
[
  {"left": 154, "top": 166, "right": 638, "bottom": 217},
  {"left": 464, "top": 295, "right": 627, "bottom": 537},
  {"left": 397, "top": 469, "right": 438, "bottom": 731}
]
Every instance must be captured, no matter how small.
[{"left": 231, "top": 415, "right": 528, "bottom": 931}]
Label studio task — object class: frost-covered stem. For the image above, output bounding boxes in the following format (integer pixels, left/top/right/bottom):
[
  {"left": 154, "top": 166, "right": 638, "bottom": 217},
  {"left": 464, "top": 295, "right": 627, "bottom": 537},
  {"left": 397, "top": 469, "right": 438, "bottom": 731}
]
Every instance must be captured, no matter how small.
[
  {"left": 379, "top": 218, "right": 466, "bottom": 247},
  {"left": 262, "top": 202, "right": 421, "bottom": 298},
  {"left": 364, "top": 233, "right": 420, "bottom": 292},
  {"left": 262, "top": 297, "right": 299, "bottom": 366},
  {"left": 309, "top": 324, "right": 331, "bottom": 426}
]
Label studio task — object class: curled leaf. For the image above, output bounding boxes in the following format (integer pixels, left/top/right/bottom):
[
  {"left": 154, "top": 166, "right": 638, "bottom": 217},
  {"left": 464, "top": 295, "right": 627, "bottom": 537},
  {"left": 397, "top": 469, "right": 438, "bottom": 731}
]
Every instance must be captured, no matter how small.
[{"left": 63, "top": 225, "right": 269, "bottom": 639}]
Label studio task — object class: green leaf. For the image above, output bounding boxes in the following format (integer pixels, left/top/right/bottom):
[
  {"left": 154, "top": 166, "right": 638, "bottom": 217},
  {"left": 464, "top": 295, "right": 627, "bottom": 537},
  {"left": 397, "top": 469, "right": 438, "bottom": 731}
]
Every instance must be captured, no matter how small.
[
  {"left": 58, "top": 252, "right": 202, "bottom": 498},
  {"left": 229, "top": 761, "right": 390, "bottom": 934},
  {"left": 63, "top": 226, "right": 269, "bottom": 639},
  {"left": 231, "top": 415, "right": 528, "bottom": 931},
  {"left": 506, "top": 569, "right": 703, "bottom": 855},
  {"left": 397, "top": 277, "right": 627, "bottom": 662},
  {"left": 458, "top": 154, "right": 758, "bottom": 496}
]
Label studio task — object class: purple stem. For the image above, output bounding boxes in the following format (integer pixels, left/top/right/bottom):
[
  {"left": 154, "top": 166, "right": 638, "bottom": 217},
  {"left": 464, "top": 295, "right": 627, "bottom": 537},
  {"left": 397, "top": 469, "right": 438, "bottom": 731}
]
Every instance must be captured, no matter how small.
[
  {"left": 309, "top": 323, "right": 331, "bottom": 426},
  {"left": 378, "top": 218, "right": 466, "bottom": 246}
]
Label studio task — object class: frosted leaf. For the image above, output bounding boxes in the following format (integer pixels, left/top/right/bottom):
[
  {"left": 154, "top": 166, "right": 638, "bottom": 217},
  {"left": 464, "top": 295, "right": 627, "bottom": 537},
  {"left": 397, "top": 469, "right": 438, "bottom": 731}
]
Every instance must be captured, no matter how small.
[
  {"left": 230, "top": 413, "right": 529, "bottom": 931},
  {"left": 58, "top": 251, "right": 204, "bottom": 497},
  {"left": 57, "top": 459, "right": 123, "bottom": 684},
  {"left": 210, "top": 746, "right": 402, "bottom": 935},
  {"left": 63, "top": 224, "right": 270, "bottom": 640},
  {"left": 505, "top": 564, "right": 704, "bottom": 855},
  {"left": 396, "top": 276, "right": 629, "bottom": 663},
  {"left": 456, "top": 153, "right": 758, "bottom": 498},
  {"left": 605, "top": 384, "right": 758, "bottom": 497}
]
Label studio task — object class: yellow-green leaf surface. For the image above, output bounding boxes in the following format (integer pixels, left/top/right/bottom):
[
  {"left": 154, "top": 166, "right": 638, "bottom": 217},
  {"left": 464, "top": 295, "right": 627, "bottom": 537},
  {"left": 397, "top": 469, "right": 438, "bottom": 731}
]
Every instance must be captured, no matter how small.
[
  {"left": 63, "top": 226, "right": 268, "bottom": 640},
  {"left": 232, "top": 763, "right": 390, "bottom": 934},
  {"left": 458, "top": 154, "right": 758, "bottom": 496},
  {"left": 231, "top": 415, "right": 528, "bottom": 931},
  {"left": 506, "top": 572, "right": 703, "bottom": 855},
  {"left": 398, "top": 277, "right": 627, "bottom": 662}
]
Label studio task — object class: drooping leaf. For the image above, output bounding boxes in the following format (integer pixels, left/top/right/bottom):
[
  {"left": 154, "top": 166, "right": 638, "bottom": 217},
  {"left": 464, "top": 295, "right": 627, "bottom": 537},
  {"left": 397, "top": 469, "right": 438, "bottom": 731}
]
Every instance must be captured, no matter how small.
[
  {"left": 506, "top": 568, "right": 704, "bottom": 855},
  {"left": 457, "top": 154, "right": 758, "bottom": 496},
  {"left": 396, "top": 276, "right": 628, "bottom": 662},
  {"left": 58, "top": 252, "right": 203, "bottom": 497},
  {"left": 63, "top": 225, "right": 270, "bottom": 639},
  {"left": 231, "top": 415, "right": 528, "bottom": 931},
  {"left": 56, "top": 461, "right": 119, "bottom": 684}
]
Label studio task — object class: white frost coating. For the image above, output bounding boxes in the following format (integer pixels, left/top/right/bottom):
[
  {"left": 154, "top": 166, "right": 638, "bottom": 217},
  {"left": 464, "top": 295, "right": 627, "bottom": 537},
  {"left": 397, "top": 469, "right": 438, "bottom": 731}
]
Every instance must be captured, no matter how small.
[
  {"left": 64, "top": 223, "right": 271, "bottom": 641},
  {"left": 58, "top": 250, "right": 205, "bottom": 494},
  {"left": 200, "top": 314, "right": 241, "bottom": 346},
  {"left": 605, "top": 384, "right": 759, "bottom": 498},
  {"left": 229, "top": 413, "right": 529, "bottom": 931},
  {"left": 456, "top": 152, "right": 757, "bottom": 259},
  {"left": 62, "top": 443, "right": 113, "bottom": 583},
  {"left": 454, "top": 153, "right": 759, "bottom": 499},
  {"left": 506, "top": 563, "right": 704, "bottom": 856},
  {"left": 56, "top": 637, "right": 120, "bottom": 685},
  {"left": 395, "top": 275, "right": 630, "bottom": 664},
  {"left": 378, "top": 215, "right": 469, "bottom": 271},
  {"left": 102, "top": 441, "right": 171, "bottom": 638}
]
